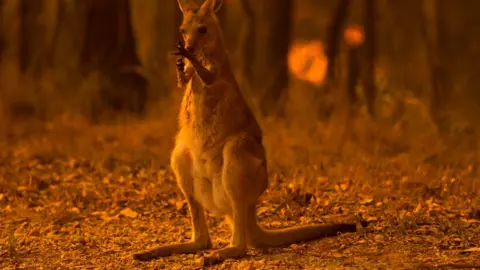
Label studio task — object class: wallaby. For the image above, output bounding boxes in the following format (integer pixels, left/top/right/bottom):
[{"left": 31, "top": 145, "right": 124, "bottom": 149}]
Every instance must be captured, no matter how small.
[{"left": 133, "top": 0, "right": 363, "bottom": 265}]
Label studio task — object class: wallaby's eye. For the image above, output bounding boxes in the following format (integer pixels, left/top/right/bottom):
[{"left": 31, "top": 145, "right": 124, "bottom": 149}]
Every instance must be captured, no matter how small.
[
  {"left": 198, "top": 26, "right": 207, "bottom": 34},
  {"left": 180, "top": 28, "right": 186, "bottom": 35}
]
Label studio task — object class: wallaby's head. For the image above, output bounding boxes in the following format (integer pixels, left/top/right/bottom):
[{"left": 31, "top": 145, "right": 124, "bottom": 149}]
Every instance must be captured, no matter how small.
[{"left": 177, "top": 0, "right": 223, "bottom": 53}]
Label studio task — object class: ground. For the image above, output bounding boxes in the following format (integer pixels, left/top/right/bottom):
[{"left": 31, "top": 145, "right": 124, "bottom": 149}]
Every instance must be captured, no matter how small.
[{"left": 0, "top": 122, "right": 479, "bottom": 270}]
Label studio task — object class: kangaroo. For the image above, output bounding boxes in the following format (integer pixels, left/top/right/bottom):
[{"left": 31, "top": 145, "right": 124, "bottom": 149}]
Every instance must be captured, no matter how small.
[{"left": 133, "top": 0, "right": 363, "bottom": 265}]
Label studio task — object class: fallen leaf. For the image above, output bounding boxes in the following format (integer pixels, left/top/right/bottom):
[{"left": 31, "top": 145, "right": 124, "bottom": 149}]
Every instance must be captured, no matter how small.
[
  {"left": 359, "top": 196, "right": 374, "bottom": 205},
  {"left": 175, "top": 201, "right": 186, "bottom": 211},
  {"left": 332, "top": 251, "right": 344, "bottom": 258},
  {"left": 340, "top": 181, "right": 350, "bottom": 191},
  {"left": 424, "top": 236, "right": 440, "bottom": 244},
  {"left": 64, "top": 173, "right": 79, "bottom": 182},
  {"left": 102, "top": 176, "right": 110, "bottom": 184},
  {"left": 257, "top": 206, "right": 270, "bottom": 216},
  {"left": 374, "top": 234, "right": 384, "bottom": 242},
  {"left": 66, "top": 159, "right": 77, "bottom": 168},
  {"left": 461, "top": 219, "right": 480, "bottom": 224},
  {"left": 335, "top": 183, "right": 350, "bottom": 192},
  {"left": 316, "top": 176, "right": 329, "bottom": 184},
  {"left": 414, "top": 203, "right": 422, "bottom": 213},
  {"left": 256, "top": 259, "right": 267, "bottom": 265},
  {"left": 17, "top": 186, "right": 36, "bottom": 192},
  {"left": 408, "top": 237, "right": 422, "bottom": 243},
  {"left": 120, "top": 207, "right": 138, "bottom": 218}
]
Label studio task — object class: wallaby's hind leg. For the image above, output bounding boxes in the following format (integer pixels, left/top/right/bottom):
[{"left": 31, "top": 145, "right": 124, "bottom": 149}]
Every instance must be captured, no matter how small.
[
  {"left": 134, "top": 143, "right": 212, "bottom": 261},
  {"left": 203, "top": 135, "right": 267, "bottom": 265},
  {"left": 204, "top": 203, "right": 249, "bottom": 265}
]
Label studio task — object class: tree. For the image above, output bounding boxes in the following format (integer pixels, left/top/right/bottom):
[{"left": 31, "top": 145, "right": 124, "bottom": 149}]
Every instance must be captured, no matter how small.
[
  {"left": 363, "top": 0, "right": 377, "bottom": 119},
  {"left": 79, "top": 0, "right": 147, "bottom": 119},
  {"left": 1, "top": 0, "right": 180, "bottom": 121},
  {"left": 130, "top": 0, "right": 176, "bottom": 104},
  {"left": 256, "top": 0, "right": 293, "bottom": 117},
  {"left": 232, "top": 0, "right": 293, "bottom": 117},
  {"left": 325, "top": 0, "right": 351, "bottom": 83},
  {"left": 422, "top": 0, "right": 449, "bottom": 129}
]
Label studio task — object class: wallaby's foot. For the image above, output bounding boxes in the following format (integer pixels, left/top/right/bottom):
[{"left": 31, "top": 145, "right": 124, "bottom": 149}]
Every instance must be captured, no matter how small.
[
  {"left": 133, "top": 240, "right": 212, "bottom": 261},
  {"left": 203, "top": 246, "right": 248, "bottom": 266}
]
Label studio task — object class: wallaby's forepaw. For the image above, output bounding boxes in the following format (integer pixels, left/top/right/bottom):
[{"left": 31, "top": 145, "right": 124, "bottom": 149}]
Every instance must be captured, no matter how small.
[
  {"left": 173, "top": 41, "right": 194, "bottom": 60},
  {"left": 173, "top": 42, "right": 187, "bottom": 71},
  {"left": 176, "top": 57, "right": 185, "bottom": 72}
]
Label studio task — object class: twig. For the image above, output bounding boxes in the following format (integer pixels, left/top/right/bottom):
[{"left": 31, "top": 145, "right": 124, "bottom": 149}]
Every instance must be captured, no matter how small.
[{"left": 417, "top": 263, "right": 480, "bottom": 269}]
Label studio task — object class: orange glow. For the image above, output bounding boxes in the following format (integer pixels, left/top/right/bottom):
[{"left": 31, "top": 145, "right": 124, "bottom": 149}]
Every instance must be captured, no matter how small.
[
  {"left": 288, "top": 40, "right": 327, "bottom": 86},
  {"left": 344, "top": 24, "right": 365, "bottom": 47}
]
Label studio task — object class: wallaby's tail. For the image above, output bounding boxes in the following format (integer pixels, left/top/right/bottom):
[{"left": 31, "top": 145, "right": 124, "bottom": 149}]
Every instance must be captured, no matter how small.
[{"left": 247, "top": 218, "right": 363, "bottom": 248}]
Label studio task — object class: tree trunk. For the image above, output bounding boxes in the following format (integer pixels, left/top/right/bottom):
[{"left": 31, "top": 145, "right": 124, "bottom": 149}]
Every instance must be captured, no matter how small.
[
  {"left": 326, "top": 0, "right": 351, "bottom": 83},
  {"left": 81, "top": 0, "right": 147, "bottom": 119},
  {"left": 362, "top": 0, "right": 377, "bottom": 119},
  {"left": 130, "top": 0, "right": 176, "bottom": 103},
  {"left": 422, "top": 0, "right": 441, "bottom": 120},
  {"left": 235, "top": 0, "right": 256, "bottom": 93},
  {"left": 422, "top": 0, "right": 450, "bottom": 130},
  {"left": 19, "top": 0, "right": 59, "bottom": 75},
  {"left": 0, "top": 0, "right": 4, "bottom": 63},
  {"left": 255, "top": 0, "right": 293, "bottom": 117},
  {"left": 51, "top": 0, "right": 86, "bottom": 71},
  {"left": 0, "top": 0, "right": 22, "bottom": 89}
]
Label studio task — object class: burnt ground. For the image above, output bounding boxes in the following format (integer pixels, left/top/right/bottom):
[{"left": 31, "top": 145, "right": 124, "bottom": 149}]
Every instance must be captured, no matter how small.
[{"left": 0, "top": 139, "right": 479, "bottom": 269}]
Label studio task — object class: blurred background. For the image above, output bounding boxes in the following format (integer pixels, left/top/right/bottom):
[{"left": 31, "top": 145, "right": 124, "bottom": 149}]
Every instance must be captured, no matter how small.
[{"left": 1, "top": 0, "right": 479, "bottom": 193}]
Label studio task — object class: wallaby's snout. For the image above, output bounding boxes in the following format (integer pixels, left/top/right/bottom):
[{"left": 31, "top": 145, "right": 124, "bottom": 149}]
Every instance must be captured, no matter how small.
[{"left": 181, "top": 20, "right": 209, "bottom": 53}]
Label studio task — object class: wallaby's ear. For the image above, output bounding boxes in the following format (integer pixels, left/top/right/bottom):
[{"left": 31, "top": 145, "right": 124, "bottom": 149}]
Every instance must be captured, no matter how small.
[
  {"left": 213, "top": 0, "right": 223, "bottom": 13},
  {"left": 176, "top": 0, "right": 188, "bottom": 13},
  {"left": 200, "top": 0, "right": 223, "bottom": 14}
]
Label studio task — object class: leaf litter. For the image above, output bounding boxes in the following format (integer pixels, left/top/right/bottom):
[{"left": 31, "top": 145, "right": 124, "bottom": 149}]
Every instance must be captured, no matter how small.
[{"left": 0, "top": 147, "right": 479, "bottom": 269}]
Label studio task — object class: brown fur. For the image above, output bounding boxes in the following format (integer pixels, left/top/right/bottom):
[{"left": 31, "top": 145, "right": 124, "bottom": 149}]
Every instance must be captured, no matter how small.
[{"left": 133, "top": 0, "right": 361, "bottom": 265}]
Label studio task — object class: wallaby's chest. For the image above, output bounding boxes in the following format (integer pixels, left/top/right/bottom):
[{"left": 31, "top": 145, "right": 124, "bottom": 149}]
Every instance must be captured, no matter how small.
[
  {"left": 179, "top": 83, "right": 227, "bottom": 152},
  {"left": 182, "top": 81, "right": 223, "bottom": 124}
]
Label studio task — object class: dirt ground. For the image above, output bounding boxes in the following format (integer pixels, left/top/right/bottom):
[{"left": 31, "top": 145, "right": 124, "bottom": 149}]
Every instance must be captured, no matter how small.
[{"left": 0, "top": 123, "right": 479, "bottom": 270}]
